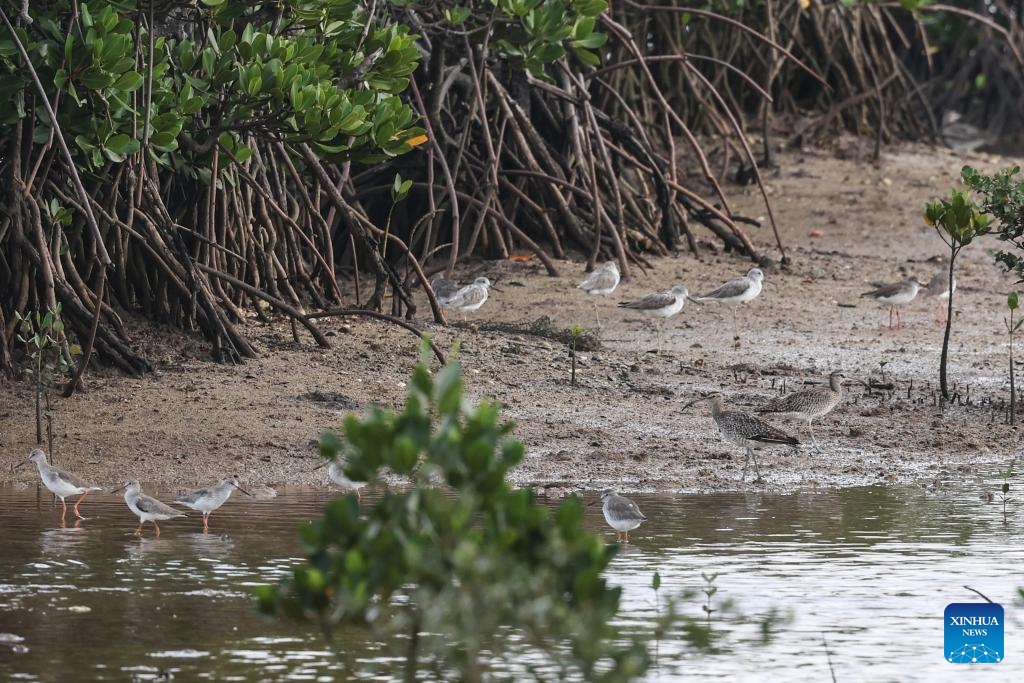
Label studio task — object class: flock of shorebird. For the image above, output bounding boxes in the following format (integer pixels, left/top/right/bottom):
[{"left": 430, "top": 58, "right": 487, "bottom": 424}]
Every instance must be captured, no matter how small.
[
  {"left": 13, "top": 447, "right": 361, "bottom": 536},
  {"left": 433, "top": 260, "right": 956, "bottom": 541},
  {"left": 12, "top": 260, "right": 957, "bottom": 543}
]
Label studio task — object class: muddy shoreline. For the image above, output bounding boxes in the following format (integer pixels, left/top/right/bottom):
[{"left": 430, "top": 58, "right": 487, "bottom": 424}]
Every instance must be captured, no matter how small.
[{"left": 2, "top": 143, "right": 1022, "bottom": 494}]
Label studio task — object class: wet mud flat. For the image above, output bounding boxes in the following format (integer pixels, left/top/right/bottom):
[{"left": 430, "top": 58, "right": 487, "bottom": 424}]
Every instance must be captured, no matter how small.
[{"left": 1, "top": 143, "right": 1022, "bottom": 492}]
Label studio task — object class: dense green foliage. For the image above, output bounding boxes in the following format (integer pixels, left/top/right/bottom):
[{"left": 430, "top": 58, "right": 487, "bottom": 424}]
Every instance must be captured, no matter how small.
[
  {"left": 257, "top": 349, "right": 650, "bottom": 680},
  {"left": 962, "top": 166, "right": 1024, "bottom": 279}
]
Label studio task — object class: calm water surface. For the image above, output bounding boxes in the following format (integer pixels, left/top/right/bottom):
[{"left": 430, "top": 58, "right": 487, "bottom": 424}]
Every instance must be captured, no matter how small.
[{"left": 0, "top": 477, "right": 1022, "bottom": 681}]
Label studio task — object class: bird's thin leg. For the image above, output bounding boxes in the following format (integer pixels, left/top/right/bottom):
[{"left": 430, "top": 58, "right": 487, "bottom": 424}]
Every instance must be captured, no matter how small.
[
  {"left": 888, "top": 306, "right": 894, "bottom": 330},
  {"left": 202, "top": 513, "right": 209, "bottom": 533},
  {"left": 73, "top": 491, "right": 89, "bottom": 519},
  {"left": 751, "top": 450, "right": 763, "bottom": 482},
  {"left": 624, "top": 530, "right": 630, "bottom": 543},
  {"left": 134, "top": 522, "right": 143, "bottom": 537},
  {"left": 356, "top": 488, "right": 363, "bottom": 502},
  {"left": 741, "top": 449, "right": 751, "bottom": 483},
  {"left": 60, "top": 498, "right": 68, "bottom": 521},
  {"left": 154, "top": 521, "right": 161, "bottom": 537},
  {"left": 809, "top": 421, "right": 819, "bottom": 449},
  {"left": 732, "top": 308, "right": 740, "bottom": 348},
  {"left": 592, "top": 301, "right": 601, "bottom": 331}
]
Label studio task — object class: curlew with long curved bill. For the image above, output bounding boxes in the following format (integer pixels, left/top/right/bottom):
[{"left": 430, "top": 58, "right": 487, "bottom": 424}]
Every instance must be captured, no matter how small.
[{"left": 757, "top": 371, "right": 845, "bottom": 447}]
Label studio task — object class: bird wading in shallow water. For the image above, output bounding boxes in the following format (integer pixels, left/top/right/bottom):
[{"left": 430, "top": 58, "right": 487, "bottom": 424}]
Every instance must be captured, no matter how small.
[
  {"left": 577, "top": 260, "right": 621, "bottom": 330},
  {"left": 175, "top": 476, "right": 252, "bottom": 533},
  {"left": 757, "top": 371, "right": 846, "bottom": 447},
  {"left": 693, "top": 268, "right": 765, "bottom": 347},
  {"left": 617, "top": 284, "right": 689, "bottom": 353},
  {"left": 861, "top": 276, "right": 921, "bottom": 329},
  {"left": 598, "top": 490, "right": 646, "bottom": 543},
  {"left": 16, "top": 448, "right": 102, "bottom": 523},
  {"left": 113, "top": 480, "right": 186, "bottom": 537},
  {"left": 327, "top": 460, "right": 368, "bottom": 500}
]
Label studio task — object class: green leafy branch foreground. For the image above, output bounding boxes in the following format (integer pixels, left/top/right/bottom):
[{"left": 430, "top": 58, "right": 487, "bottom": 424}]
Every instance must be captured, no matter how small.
[
  {"left": 257, "top": 345, "right": 789, "bottom": 680},
  {"left": 257, "top": 346, "right": 650, "bottom": 681}
]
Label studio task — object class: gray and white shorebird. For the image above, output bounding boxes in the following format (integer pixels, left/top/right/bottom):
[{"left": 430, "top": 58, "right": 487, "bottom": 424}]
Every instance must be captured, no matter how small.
[
  {"left": 690, "top": 396, "right": 800, "bottom": 483},
  {"left": 757, "top": 371, "right": 845, "bottom": 446},
  {"left": 941, "top": 111, "right": 994, "bottom": 152},
  {"left": 599, "top": 490, "right": 646, "bottom": 543},
  {"left": 442, "top": 277, "right": 493, "bottom": 321},
  {"left": 17, "top": 448, "right": 102, "bottom": 522},
  {"left": 175, "top": 476, "right": 252, "bottom": 532},
  {"left": 327, "top": 460, "right": 368, "bottom": 500},
  {"left": 577, "top": 261, "right": 621, "bottom": 329},
  {"left": 693, "top": 268, "right": 765, "bottom": 345},
  {"left": 861, "top": 276, "right": 921, "bottom": 329},
  {"left": 617, "top": 284, "right": 689, "bottom": 352},
  {"left": 112, "top": 480, "right": 186, "bottom": 537},
  {"left": 925, "top": 268, "right": 957, "bottom": 324},
  {"left": 429, "top": 273, "right": 461, "bottom": 304}
]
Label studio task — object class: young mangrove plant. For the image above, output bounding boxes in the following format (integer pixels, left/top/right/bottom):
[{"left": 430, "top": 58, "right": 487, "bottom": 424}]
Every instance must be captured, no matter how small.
[
  {"left": 14, "top": 305, "right": 81, "bottom": 458},
  {"left": 924, "top": 189, "right": 991, "bottom": 399},
  {"left": 1006, "top": 292, "right": 1022, "bottom": 424},
  {"left": 257, "top": 345, "right": 650, "bottom": 681}
]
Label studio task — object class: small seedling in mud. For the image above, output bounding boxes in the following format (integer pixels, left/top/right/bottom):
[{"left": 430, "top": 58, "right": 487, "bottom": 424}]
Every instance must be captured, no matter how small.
[
  {"left": 15, "top": 305, "right": 80, "bottom": 460},
  {"left": 995, "top": 465, "right": 1013, "bottom": 521},
  {"left": 569, "top": 324, "right": 584, "bottom": 386},
  {"left": 924, "top": 188, "right": 991, "bottom": 400},
  {"left": 1005, "top": 292, "right": 1023, "bottom": 424}
]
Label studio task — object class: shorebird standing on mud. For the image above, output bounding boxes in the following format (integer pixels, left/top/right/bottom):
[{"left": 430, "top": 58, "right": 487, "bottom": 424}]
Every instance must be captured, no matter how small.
[
  {"left": 925, "top": 268, "right": 957, "bottom": 324},
  {"left": 757, "top": 371, "right": 845, "bottom": 447},
  {"left": 429, "top": 273, "right": 461, "bottom": 305},
  {"left": 577, "top": 260, "right": 621, "bottom": 330},
  {"left": 686, "top": 395, "right": 800, "bottom": 484},
  {"left": 861, "top": 276, "right": 921, "bottom": 329},
  {"left": 441, "top": 277, "right": 494, "bottom": 321},
  {"left": 16, "top": 449, "right": 102, "bottom": 523},
  {"left": 617, "top": 284, "right": 689, "bottom": 353},
  {"left": 692, "top": 268, "right": 764, "bottom": 347}
]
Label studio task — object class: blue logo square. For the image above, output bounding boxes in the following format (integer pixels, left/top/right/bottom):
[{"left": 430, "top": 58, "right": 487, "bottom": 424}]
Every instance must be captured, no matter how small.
[{"left": 945, "top": 602, "right": 1004, "bottom": 663}]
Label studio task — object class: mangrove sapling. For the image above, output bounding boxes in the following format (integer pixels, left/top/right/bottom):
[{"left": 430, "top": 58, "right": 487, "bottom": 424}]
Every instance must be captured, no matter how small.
[
  {"left": 924, "top": 190, "right": 991, "bottom": 400},
  {"left": 570, "top": 324, "right": 584, "bottom": 386},
  {"left": 15, "top": 306, "right": 81, "bottom": 460},
  {"left": 1006, "top": 292, "right": 1023, "bottom": 424}
]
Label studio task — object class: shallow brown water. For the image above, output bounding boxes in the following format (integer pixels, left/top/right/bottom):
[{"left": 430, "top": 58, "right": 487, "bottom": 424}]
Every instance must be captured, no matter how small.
[{"left": 0, "top": 474, "right": 1022, "bottom": 681}]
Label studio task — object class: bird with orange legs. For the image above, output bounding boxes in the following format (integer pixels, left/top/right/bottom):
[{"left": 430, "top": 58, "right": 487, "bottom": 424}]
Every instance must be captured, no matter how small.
[
  {"left": 113, "top": 480, "right": 185, "bottom": 537},
  {"left": 17, "top": 448, "right": 102, "bottom": 523},
  {"left": 861, "top": 276, "right": 921, "bottom": 329},
  {"left": 175, "top": 476, "right": 251, "bottom": 533}
]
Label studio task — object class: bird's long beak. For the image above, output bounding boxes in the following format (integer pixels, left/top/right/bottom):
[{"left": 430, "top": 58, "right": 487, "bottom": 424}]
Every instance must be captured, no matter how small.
[
  {"left": 12, "top": 459, "right": 27, "bottom": 472},
  {"left": 231, "top": 482, "right": 253, "bottom": 497},
  {"left": 109, "top": 483, "right": 127, "bottom": 494},
  {"left": 679, "top": 396, "right": 711, "bottom": 411},
  {"left": 490, "top": 285, "right": 504, "bottom": 293},
  {"left": 312, "top": 461, "right": 328, "bottom": 471},
  {"left": 587, "top": 498, "right": 600, "bottom": 507}
]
